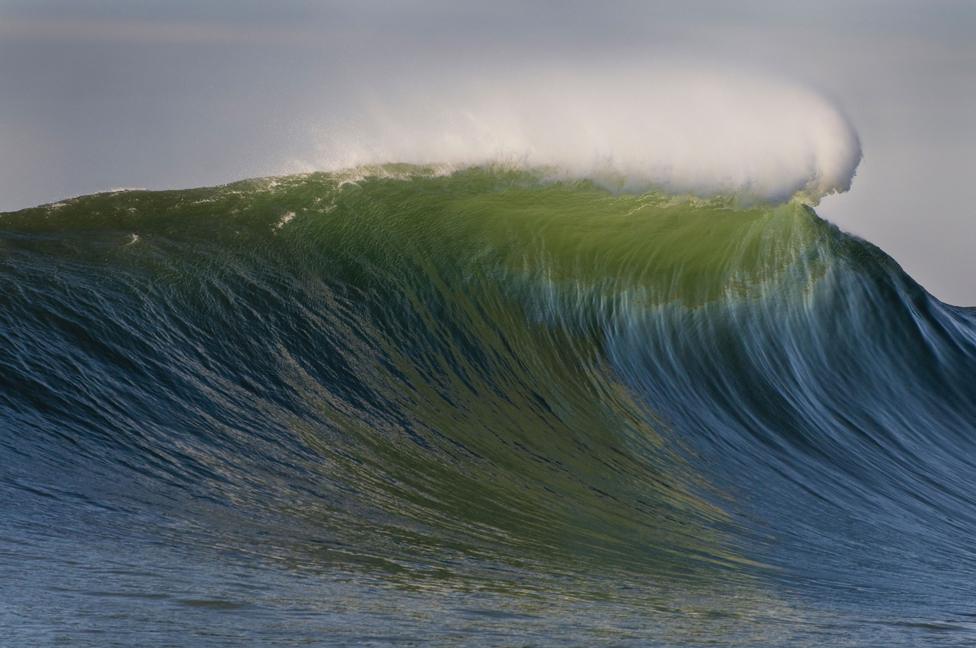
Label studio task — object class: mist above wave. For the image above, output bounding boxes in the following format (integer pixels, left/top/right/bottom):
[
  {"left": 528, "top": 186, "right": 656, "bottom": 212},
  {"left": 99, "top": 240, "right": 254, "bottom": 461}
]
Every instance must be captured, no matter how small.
[{"left": 302, "top": 67, "right": 861, "bottom": 204}]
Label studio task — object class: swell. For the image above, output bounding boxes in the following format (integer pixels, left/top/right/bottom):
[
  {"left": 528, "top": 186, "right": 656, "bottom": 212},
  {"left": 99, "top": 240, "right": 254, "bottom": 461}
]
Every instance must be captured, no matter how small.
[{"left": 1, "top": 167, "right": 975, "bottom": 603}]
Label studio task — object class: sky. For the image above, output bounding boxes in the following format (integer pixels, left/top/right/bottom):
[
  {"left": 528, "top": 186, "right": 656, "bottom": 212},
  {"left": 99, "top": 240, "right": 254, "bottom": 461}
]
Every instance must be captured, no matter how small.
[{"left": 0, "top": 1, "right": 974, "bottom": 304}]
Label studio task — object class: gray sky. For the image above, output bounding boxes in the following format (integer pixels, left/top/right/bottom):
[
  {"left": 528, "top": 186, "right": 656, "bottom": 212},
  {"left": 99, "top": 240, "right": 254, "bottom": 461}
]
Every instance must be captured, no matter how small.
[{"left": 1, "top": 1, "right": 974, "bottom": 304}]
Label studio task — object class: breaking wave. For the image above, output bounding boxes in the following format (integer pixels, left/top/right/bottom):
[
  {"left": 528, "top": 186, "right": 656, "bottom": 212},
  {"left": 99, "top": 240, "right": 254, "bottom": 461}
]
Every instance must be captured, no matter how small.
[{"left": 2, "top": 167, "right": 974, "bottom": 646}]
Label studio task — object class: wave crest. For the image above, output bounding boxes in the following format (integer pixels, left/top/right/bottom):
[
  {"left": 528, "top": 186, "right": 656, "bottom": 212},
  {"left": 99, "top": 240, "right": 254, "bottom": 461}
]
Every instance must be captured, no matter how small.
[{"left": 305, "top": 68, "right": 861, "bottom": 203}]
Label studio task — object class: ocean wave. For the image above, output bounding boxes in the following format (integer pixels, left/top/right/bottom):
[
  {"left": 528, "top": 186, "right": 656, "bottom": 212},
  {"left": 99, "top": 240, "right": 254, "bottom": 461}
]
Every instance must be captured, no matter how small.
[{"left": 2, "top": 167, "right": 974, "bottom": 646}]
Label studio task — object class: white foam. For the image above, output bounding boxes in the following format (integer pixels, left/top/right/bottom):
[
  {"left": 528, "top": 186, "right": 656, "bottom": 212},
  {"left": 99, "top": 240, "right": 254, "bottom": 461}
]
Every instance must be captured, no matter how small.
[
  {"left": 274, "top": 211, "right": 296, "bottom": 232},
  {"left": 308, "top": 67, "right": 861, "bottom": 204}
]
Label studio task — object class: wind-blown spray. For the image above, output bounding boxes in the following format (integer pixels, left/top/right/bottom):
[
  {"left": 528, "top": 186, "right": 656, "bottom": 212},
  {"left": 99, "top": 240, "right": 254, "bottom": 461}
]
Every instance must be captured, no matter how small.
[{"left": 308, "top": 67, "right": 861, "bottom": 203}]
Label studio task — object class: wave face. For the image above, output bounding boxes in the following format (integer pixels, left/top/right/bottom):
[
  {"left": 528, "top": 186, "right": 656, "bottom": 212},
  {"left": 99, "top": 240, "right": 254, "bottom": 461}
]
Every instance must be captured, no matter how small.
[{"left": 2, "top": 167, "right": 976, "bottom": 646}]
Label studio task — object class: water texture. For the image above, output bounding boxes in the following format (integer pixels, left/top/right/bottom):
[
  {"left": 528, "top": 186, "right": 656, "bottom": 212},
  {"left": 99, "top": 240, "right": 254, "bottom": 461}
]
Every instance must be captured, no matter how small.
[{"left": 2, "top": 167, "right": 975, "bottom": 646}]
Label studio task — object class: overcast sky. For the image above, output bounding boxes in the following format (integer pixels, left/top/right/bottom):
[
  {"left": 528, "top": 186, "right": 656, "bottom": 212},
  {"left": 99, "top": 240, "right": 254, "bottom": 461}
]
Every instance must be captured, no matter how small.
[{"left": 1, "top": 1, "right": 974, "bottom": 304}]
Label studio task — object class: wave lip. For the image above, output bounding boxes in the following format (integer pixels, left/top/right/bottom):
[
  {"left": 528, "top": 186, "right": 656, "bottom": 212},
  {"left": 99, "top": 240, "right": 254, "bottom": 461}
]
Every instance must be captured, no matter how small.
[{"left": 308, "top": 68, "right": 862, "bottom": 204}]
